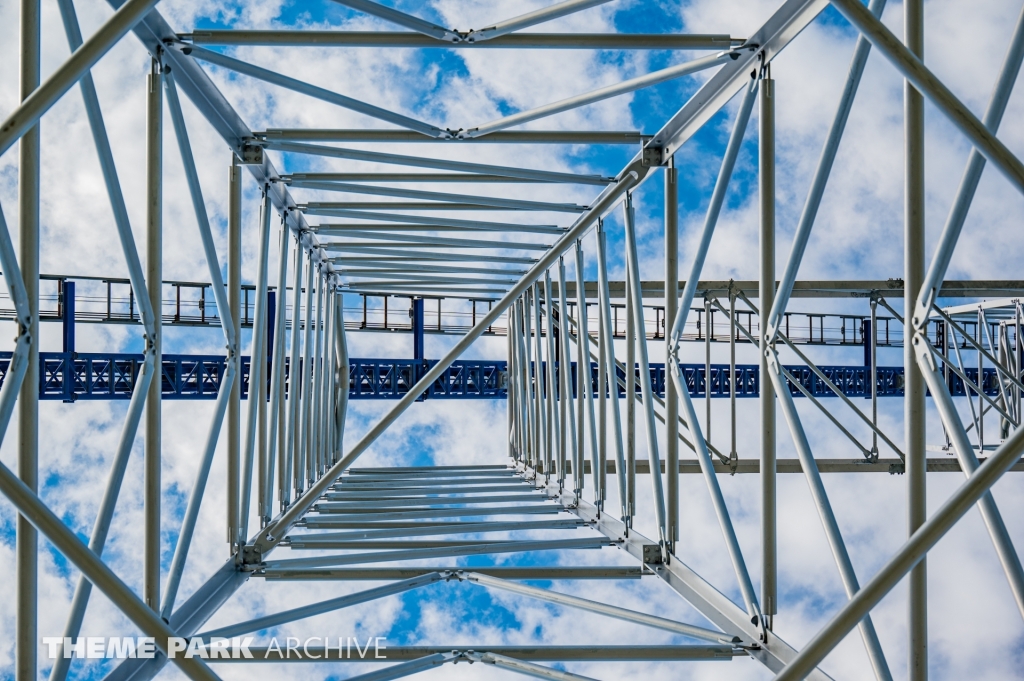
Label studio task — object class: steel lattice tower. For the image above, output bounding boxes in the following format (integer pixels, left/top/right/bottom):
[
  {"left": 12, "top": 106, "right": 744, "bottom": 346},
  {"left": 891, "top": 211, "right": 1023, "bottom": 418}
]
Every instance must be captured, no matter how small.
[{"left": 1, "top": 1, "right": 1023, "bottom": 680}]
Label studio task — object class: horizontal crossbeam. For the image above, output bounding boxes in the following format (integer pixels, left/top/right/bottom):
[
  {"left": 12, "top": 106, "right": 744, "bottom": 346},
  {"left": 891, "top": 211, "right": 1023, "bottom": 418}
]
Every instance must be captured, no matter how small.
[
  {"left": 263, "top": 130, "right": 648, "bottom": 144},
  {"left": 259, "top": 566, "right": 651, "bottom": 580},
  {"left": 208, "top": 645, "right": 742, "bottom": 662},
  {"left": 185, "top": 31, "right": 739, "bottom": 50}
]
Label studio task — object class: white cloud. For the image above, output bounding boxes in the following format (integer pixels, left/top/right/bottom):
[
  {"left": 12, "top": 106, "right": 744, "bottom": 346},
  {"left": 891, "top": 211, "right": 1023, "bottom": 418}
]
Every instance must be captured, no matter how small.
[{"left": 1, "top": 0, "right": 1023, "bottom": 679}]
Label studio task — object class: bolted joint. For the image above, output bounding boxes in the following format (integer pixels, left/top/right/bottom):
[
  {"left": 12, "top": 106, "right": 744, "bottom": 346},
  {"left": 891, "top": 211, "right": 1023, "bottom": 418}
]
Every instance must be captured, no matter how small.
[
  {"left": 240, "top": 544, "right": 263, "bottom": 568},
  {"left": 641, "top": 145, "right": 665, "bottom": 167},
  {"left": 238, "top": 141, "right": 264, "bottom": 165},
  {"left": 641, "top": 543, "right": 663, "bottom": 564}
]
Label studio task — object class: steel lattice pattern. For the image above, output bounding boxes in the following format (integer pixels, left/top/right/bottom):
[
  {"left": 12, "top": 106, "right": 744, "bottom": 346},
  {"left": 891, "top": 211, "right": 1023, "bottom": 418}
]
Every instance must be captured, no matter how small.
[{"left": 0, "top": 1, "right": 1023, "bottom": 680}]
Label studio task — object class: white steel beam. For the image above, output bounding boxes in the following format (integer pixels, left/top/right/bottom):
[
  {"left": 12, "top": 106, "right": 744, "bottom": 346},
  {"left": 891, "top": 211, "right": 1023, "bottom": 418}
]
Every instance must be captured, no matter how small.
[
  {"left": 463, "top": 52, "right": 728, "bottom": 138},
  {"left": 465, "top": 0, "right": 612, "bottom": 43},
  {"left": 176, "top": 44, "right": 447, "bottom": 137}
]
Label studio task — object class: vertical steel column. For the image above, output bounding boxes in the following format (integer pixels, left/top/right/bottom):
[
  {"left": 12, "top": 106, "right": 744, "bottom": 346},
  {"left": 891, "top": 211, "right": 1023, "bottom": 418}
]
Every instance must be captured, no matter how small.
[
  {"left": 311, "top": 269, "right": 326, "bottom": 476},
  {"left": 516, "top": 300, "right": 535, "bottom": 468},
  {"left": 596, "top": 256, "right": 608, "bottom": 506},
  {"left": 144, "top": 56, "right": 162, "bottom": 610},
  {"left": 519, "top": 298, "right": 531, "bottom": 467},
  {"left": 1011, "top": 305, "right": 1019, "bottom": 421},
  {"left": 574, "top": 242, "right": 599, "bottom": 500},
  {"left": 665, "top": 163, "right": 679, "bottom": 546},
  {"left": 596, "top": 221, "right": 628, "bottom": 520},
  {"left": 760, "top": 71, "right": 777, "bottom": 622},
  {"left": 704, "top": 297, "right": 713, "bottom": 441},
  {"left": 978, "top": 310, "right": 985, "bottom": 449},
  {"left": 300, "top": 258, "right": 316, "bottom": 487},
  {"left": 257, "top": 288, "right": 269, "bottom": 512},
  {"left": 331, "top": 284, "right": 341, "bottom": 466},
  {"left": 333, "top": 290, "right": 349, "bottom": 463},
  {"left": 259, "top": 287, "right": 275, "bottom": 521},
  {"left": 240, "top": 190, "right": 272, "bottom": 544},
  {"left": 518, "top": 297, "right": 528, "bottom": 465},
  {"left": 507, "top": 302, "right": 519, "bottom": 459},
  {"left": 625, "top": 274, "right": 636, "bottom": 522},
  {"left": 331, "top": 288, "right": 340, "bottom": 464},
  {"left": 533, "top": 283, "right": 548, "bottom": 475},
  {"left": 17, "top": 0, "right": 40, "bottom": 674},
  {"left": 321, "top": 283, "right": 335, "bottom": 467},
  {"left": 513, "top": 299, "right": 525, "bottom": 467},
  {"left": 999, "top": 324, "right": 1011, "bottom": 438},
  {"left": 227, "top": 157, "right": 242, "bottom": 550},
  {"left": 513, "top": 299, "right": 524, "bottom": 464},
  {"left": 507, "top": 304, "right": 517, "bottom": 460},
  {"left": 285, "top": 241, "right": 304, "bottom": 503},
  {"left": 278, "top": 333, "right": 287, "bottom": 474},
  {"left": 524, "top": 294, "right": 539, "bottom": 470},
  {"left": 871, "top": 298, "right": 879, "bottom": 457},
  {"left": 520, "top": 300, "right": 531, "bottom": 467},
  {"left": 324, "top": 289, "right": 334, "bottom": 465},
  {"left": 267, "top": 224, "right": 290, "bottom": 519},
  {"left": 60, "top": 280, "right": 74, "bottom": 403},
  {"left": 544, "top": 272, "right": 560, "bottom": 477},
  {"left": 905, "top": 0, "right": 928, "bottom": 675},
  {"left": 61, "top": 281, "right": 75, "bottom": 352},
  {"left": 412, "top": 298, "right": 425, "bottom": 360},
  {"left": 557, "top": 257, "right": 576, "bottom": 491},
  {"left": 571, "top": 295, "right": 583, "bottom": 492},
  {"left": 729, "top": 291, "right": 738, "bottom": 466},
  {"left": 941, "top": 314, "right": 952, "bottom": 455}
]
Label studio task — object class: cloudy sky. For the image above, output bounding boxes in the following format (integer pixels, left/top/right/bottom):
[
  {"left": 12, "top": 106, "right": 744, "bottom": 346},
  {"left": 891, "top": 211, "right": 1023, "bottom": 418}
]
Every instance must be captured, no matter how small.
[{"left": 1, "top": 0, "right": 1023, "bottom": 680}]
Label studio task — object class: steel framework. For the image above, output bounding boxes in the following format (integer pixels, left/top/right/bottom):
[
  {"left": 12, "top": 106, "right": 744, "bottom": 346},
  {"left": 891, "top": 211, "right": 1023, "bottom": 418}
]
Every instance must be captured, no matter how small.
[{"left": 0, "top": 0, "right": 1023, "bottom": 680}]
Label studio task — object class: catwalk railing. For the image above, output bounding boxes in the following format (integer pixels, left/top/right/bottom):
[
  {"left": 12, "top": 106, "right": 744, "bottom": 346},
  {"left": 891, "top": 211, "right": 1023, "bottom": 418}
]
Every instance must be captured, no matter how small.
[{"left": 11, "top": 273, "right": 1022, "bottom": 348}]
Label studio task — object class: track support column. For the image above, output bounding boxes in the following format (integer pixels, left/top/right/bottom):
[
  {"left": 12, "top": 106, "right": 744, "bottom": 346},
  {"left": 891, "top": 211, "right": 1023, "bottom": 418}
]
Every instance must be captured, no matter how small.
[
  {"left": 17, "top": 0, "right": 40, "bottom": 675},
  {"left": 905, "top": 0, "right": 928, "bottom": 676},
  {"left": 227, "top": 156, "right": 242, "bottom": 551},
  {"left": 144, "top": 55, "right": 162, "bottom": 609},
  {"left": 760, "top": 69, "right": 777, "bottom": 624},
  {"left": 412, "top": 297, "right": 425, "bottom": 360},
  {"left": 665, "top": 162, "right": 679, "bottom": 547}
]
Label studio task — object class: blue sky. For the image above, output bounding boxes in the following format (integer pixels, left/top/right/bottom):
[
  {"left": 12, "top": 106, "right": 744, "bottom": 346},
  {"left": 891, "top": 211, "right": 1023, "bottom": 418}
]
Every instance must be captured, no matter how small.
[{"left": 1, "top": 0, "right": 1024, "bottom": 680}]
